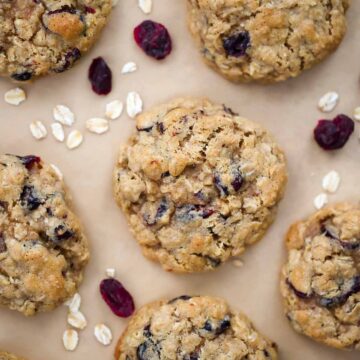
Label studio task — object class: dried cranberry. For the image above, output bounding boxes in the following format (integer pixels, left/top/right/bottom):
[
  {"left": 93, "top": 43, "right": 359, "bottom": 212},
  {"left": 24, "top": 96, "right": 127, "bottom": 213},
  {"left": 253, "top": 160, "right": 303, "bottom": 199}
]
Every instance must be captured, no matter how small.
[
  {"left": 11, "top": 71, "right": 33, "bottom": 81},
  {"left": 223, "top": 31, "right": 250, "bottom": 57},
  {"left": 100, "top": 278, "right": 135, "bottom": 318},
  {"left": 314, "top": 114, "right": 354, "bottom": 150},
  {"left": 17, "top": 155, "right": 41, "bottom": 170},
  {"left": 88, "top": 57, "right": 112, "bottom": 95},
  {"left": 134, "top": 20, "right": 172, "bottom": 60},
  {"left": 85, "top": 6, "right": 96, "bottom": 14}
]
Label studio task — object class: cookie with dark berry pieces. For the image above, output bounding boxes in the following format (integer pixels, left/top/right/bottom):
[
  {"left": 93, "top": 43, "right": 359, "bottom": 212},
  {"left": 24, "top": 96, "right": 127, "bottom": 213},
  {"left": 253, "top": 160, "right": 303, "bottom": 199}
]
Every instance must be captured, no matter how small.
[
  {"left": 0, "top": 154, "right": 89, "bottom": 316},
  {"left": 187, "top": 0, "right": 349, "bottom": 83},
  {"left": 0, "top": 0, "right": 112, "bottom": 81},
  {"left": 113, "top": 98, "right": 287, "bottom": 273},
  {"left": 280, "top": 202, "right": 360, "bottom": 350},
  {"left": 115, "top": 296, "right": 278, "bottom": 360}
]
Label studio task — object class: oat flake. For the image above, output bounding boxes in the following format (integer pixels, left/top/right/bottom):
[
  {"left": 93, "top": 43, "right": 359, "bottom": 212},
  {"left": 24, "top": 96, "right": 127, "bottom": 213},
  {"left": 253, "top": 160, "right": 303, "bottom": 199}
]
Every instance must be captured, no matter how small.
[
  {"left": 86, "top": 118, "right": 109, "bottom": 134},
  {"left": 4, "top": 88, "right": 26, "bottom": 105},
  {"left": 66, "top": 130, "right": 83, "bottom": 150},
  {"left": 354, "top": 107, "right": 360, "bottom": 121},
  {"left": 314, "top": 193, "right": 328, "bottom": 210},
  {"left": 126, "top": 91, "right": 143, "bottom": 119},
  {"left": 106, "top": 268, "right": 116, "bottom": 278},
  {"left": 63, "top": 329, "right": 79, "bottom": 351},
  {"left": 29, "top": 121, "right": 47, "bottom": 140},
  {"left": 65, "top": 293, "right": 81, "bottom": 313},
  {"left": 138, "top": 0, "right": 152, "bottom": 14},
  {"left": 94, "top": 324, "right": 113, "bottom": 346},
  {"left": 322, "top": 170, "right": 340, "bottom": 193},
  {"left": 121, "top": 62, "right": 137, "bottom": 74},
  {"left": 105, "top": 100, "right": 123, "bottom": 120},
  {"left": 51, "top": 164, "right": 63, "bottom": 180},
  {"left": 51, "top": 122, "right": 65, "bottom": 142},
  {"left": 318, "top": 92, "right": 339, "bottom": 113},
  {"left": 53, "top": 105, "right": 75, "bottom": 126},
  {"left": 67, "top": 310, "right": 87, "bottom": 330}
]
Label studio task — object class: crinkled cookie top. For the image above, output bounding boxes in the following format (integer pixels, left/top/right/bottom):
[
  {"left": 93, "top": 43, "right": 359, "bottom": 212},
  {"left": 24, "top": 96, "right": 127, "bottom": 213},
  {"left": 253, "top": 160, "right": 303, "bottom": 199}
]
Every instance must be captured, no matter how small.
[
  {"left": 115, "top": 295, "right": 278, "bottom": 360},
  {"left": 187, "top": 0, "right": 349, "bottom": 83},
  {"left": 113, "top": 98, "right": 287, "bottom": 273},
  {"left": 281, "top": 202, "right": 360, "bottom": 350},
  {"left": 0, "top": 0, "right": 111, "bottom": 80},
  {"left": 0, "top": 154, "right": 89, "bottom": 316}
]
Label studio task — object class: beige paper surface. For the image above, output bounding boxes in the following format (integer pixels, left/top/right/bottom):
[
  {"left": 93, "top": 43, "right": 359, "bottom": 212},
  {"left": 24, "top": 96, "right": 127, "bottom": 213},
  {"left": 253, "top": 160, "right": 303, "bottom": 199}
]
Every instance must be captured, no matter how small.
[{"left": 0, "top": 1, "right": 359, "bottom": 359}]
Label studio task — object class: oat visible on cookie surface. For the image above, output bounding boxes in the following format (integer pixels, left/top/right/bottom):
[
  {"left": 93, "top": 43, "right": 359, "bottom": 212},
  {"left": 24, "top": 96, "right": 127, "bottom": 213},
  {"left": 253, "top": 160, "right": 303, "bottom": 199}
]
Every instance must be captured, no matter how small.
[
  {"left": 115, "top": 295, "right": 278, "bottom": 360},
  {"left": 280, "top": 202, "right": 360, "bottom": 350},
  {"left": 113, "top": 98, "right": 287, "bottom": 273},
  {"left": 187, "top": 0, "right": 349, "bottom": 83},
  {"left": 0, "top": 0, "right": 112, "bottom": 81},
  {"left": 0, "top": 351, "right": 26, "bottom": 360},
  {"left": 0, "top": 154, "right": 89, "bottom": 316}
]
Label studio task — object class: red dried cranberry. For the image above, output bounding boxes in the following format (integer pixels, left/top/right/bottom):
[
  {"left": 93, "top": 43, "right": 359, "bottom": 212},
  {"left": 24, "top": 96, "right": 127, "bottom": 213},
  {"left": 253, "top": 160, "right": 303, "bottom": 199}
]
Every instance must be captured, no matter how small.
[
  {"left": 100, "top": 278, "right": 135, "bottom": 318},
  {"left": 88, "top": 57, "right": 112, "bottom": 95},
  {"left": 314, "top": 114, "right": 354, "bottom": 150},
  {"left": 223, "top": 31, "right": 250, "bottom": 57},
  {"left": 18, "top": 155, "right": 41, "bottom": 170},
  {"left": 85, "top": 6, "right": 96, "bottom": 13},
  {"left": 134, "top": 20, "right": 172, "bottom": 60}
]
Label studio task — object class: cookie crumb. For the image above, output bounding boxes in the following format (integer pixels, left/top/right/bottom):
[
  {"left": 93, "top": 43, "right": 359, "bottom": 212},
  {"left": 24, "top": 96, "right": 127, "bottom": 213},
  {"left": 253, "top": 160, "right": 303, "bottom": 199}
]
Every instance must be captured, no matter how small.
[
  {"left": 232, "top": 259, "right": 244, "bottom": 268},
  {"left": 30, "top": 121, "right": 47, "bottom": 140},
  {"left": 318, "top": 92, "right": 339, "bottom": 113},
  {"left": 66, "top": 130, "right": 83, "bottom": 149},
  {"left": 4, "top": 88, "right": 26, "bottom": 106},
  {"left": 121, "top": 62, "right": 137, "bottom": 74},
  {"left": 322, "top": 170, "right": 340, "bottom": 193},
  {"left": 314, "top": 193, "right": 328, "bottom": 209},
  {"left": 53, "top": 105, "right": 75, "bottom": 126},
  {"left": 51, "top": 164, "right": 64, "bottom": 180},
  {"left": 105, "top": 100, "right": 123, "bottom": 120},
  {"left": 94, "top": 324, "right": 113, "bottom": 346},
  {"left": 354, "top": 107, "right": 360, "bottom": 121},
  {"left": 126, "top": 92, "right": 143, "bottom": 119},
  {"left": 63, "top": 329, "right": 79, "bottom": 351},
  {"left": 86, "top": 118, "right": 109, "bottom": 134}
]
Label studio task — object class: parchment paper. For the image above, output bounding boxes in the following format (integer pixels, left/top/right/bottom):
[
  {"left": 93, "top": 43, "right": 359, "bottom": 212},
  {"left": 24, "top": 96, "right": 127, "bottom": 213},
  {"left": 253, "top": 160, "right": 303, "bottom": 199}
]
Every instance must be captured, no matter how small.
[{"left": 0, "top": 1, "right": 359, "bottom": 359}]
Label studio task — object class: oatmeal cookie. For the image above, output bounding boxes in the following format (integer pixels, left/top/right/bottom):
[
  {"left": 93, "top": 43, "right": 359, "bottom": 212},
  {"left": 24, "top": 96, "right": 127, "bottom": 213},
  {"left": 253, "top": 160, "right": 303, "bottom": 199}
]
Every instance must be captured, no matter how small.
[
  {"left": 280, "top": 202, "right": 360, "bottom": 350},
  {"left": 115, "top": 295, "right": 278, "bottom": 360},
  {"left": 0, "top": 352, "right": 26, "bottom": 360},
  {"left": 113, "top": 98, "right": 287, "bottom": 273},
  {"left": 0, "top": 154, "right": 89, "bottom": 316},
  {"left": 187, "top": 0, "right": 349, "bottom": 83},
  {"left": 0, "top": 0, "right": 112, "bottom": 81}
]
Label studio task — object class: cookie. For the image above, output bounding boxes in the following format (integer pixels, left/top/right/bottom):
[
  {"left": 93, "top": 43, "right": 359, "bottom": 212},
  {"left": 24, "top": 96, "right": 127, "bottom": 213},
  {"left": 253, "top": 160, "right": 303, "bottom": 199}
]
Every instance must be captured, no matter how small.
[
  {"left": 187, "top": 0, "right": 349, "bottom": 83},
  {"left": 0, "top": 0, "right": 112, "bottom": 81},
  {"left": 0, "top": 352, "right": 26, "bottom": 360},
  {"left": 113, "top": 98, "right": 287, "bottom": 273},
  {"left": 0, "top": 154, "right": 89, "bottom": 316},
  {"left": 115, "top": 295, "right": 278, "bottom": 360},
  {"left": 280, "top": 203, "right": 360, "bottom": 350}
]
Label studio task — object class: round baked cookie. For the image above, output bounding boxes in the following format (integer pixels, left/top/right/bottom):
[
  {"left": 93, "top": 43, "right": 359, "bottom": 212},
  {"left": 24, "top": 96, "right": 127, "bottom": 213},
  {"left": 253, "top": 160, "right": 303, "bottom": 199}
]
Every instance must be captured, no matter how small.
[
  {"left": 0, "top": 154, "right": 89, "bottom": 316},
  {"left": 187, "top": 0, "right": 349, "bottom": 83},
  {"left": 115, "top": 295, "right": 278, "bottom": 359},
  {"left": 0, "top": 0, "right": 111, "bottom": 81},
  {"left": 113, "top": 98, "right": 287, "bottom": 273},
  {"left": 0, "top": 352, "right": 26, "bottom": 360},
  {"left": 280, "top": 203, "right": 360, "bottom": 350}
]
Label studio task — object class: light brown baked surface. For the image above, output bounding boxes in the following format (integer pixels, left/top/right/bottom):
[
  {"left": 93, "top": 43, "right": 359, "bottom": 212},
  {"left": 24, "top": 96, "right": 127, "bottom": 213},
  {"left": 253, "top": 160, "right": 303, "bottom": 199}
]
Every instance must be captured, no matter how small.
[
  {"left": 0, "top": 154, "right": 89, "bottom": 316},
  {"left": 113, "top": 98, "right": 287, "bottom": 273},
  {"left": 0, "top": 351, "right": 26, "bottom": 360},
  {"left": 115, "top": 295, "right": 278, "bottom": 360},
  {"left": 187, "top": 0, "right": 349, "bottom": 83},
  {"left": 0, "top": 0, "right": 112, "bottom": 81},
  {"left": 280, "top": 202, "right": 360, "bottom": 350}
]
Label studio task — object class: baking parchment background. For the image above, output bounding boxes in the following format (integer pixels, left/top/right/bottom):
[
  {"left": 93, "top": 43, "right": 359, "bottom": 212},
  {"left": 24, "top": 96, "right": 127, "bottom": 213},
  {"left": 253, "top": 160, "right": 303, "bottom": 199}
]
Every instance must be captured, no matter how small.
[{"left": 0, "top": 1, "right": 360, "bottom": 359}]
